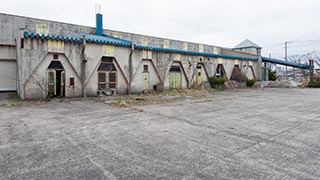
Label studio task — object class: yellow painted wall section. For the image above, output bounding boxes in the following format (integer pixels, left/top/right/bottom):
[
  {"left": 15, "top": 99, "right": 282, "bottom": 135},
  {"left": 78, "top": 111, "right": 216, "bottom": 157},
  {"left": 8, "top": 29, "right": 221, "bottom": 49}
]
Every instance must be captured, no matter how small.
[
  {"left": 103, "top": 45, "right": 115, "bottom": 56},
  {"left": 174, "top": 54, "right": 181, "bottom": 61},
  {"left": 199, "top": 44, "right": 204, "bottom": 53},
  {"left": 36, "top": 21, "right": 49, "bottom": 35},
  {"left": 79, "top": 27, "right": 90, "bottom": 34},
  {"left": 142, "top": 50, "right": 152, "bottom": 59},
  {"left": 218, "top": 58, "right": 223, "bottom": 64},
  {"left": 141, "top": 36, "right": 148, "bottom": 46},
  {"left": 234, "top": 60, "right": 239, "bottom": 65},
  {"left": 113, "top": 32, "right": 123, "bottom": 38},
  {"left": 163, "top": 40, "right": 170, "bottom": 48},
  {"left": 183, "top": 43, "right": 188, "bottom": 51},
  {"left": 249, "top": 61, "right": 253, "bottom": 66},
  {"left": 48, "top": 40, "right": 64, "bottom": 52},
  {"left": 213, "top": 47, "right": 219, "bottom": 54}
]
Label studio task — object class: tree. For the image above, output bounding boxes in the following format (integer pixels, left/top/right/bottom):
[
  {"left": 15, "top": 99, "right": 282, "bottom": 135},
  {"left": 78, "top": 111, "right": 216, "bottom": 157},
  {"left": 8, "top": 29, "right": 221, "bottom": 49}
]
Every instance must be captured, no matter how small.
[{"left": 29, "top": 73, "right": 49, "bottom": 98}]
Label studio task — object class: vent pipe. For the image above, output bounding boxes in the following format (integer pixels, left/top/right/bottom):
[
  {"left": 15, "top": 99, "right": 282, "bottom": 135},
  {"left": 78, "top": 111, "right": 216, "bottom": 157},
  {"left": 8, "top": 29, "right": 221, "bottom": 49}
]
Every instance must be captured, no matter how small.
[{"left": 96, "top": 13, "right": 103, "bottom": 36}]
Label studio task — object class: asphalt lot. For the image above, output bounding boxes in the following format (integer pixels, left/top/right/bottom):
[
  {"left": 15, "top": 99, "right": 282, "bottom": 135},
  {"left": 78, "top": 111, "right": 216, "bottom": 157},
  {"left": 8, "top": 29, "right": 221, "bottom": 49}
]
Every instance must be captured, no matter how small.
[{"left": 0, "top": 88, "right": 320, "bottom": 180}]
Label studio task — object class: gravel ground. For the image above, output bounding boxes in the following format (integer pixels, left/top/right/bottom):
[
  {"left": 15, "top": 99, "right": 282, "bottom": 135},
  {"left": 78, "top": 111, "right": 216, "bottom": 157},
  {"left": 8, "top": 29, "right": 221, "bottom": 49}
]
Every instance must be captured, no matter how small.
[{"left": 0, "top": 88, "right": 319, "bottom": 180}]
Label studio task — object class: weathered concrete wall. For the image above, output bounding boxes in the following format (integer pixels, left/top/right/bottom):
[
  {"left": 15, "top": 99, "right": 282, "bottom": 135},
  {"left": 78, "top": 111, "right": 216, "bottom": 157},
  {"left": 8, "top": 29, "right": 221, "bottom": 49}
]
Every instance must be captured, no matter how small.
[
  {"left": 0, "top": 13, "right": 261, "bottom": 98},
  {"left": 233, "top": 47, "right": 260, "bottom": 56},
  {"left": 0, "top": 13, "right": 222, "bottom": 55},
  {"left": 0, "top": 45, "right": 16, "bottom": 59},
  {"left": 221, "top": 48, "right": 258, "bottom": 58},
  {"left": 85, "top": 44, "right": 130, "bottom": 96},
  {"left": 21, "top": 38, "right": 83, "bottom": 99}
]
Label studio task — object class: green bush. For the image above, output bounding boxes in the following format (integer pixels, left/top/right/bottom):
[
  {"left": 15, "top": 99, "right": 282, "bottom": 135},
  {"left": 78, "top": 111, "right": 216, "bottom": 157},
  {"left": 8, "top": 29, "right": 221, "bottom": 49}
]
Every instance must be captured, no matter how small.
[
  {"left": 246, "top": 79, "right": 256, "bottom": 87},
  {"left": 268, "top": 69, "right": 277, "bottom": 81},
  {"left": 307, "top": 81, "right": 320, "bottom": 88},
  {"left": 209, "top": 77, "right": 226, "bottom": 88}
]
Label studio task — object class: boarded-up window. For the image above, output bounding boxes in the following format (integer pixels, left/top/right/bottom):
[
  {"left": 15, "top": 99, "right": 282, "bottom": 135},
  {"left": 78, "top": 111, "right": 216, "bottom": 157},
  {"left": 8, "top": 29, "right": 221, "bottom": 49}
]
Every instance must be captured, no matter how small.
[
  {"left": 108, "top": 72, "right": 116, "bottom": 88},
  {"left": 143, "top": 65, "right": 148, "bottom": 72},
  {"left": 70, "top": 77, "right": 75, "bottom": 87},
  {"left": 98, "top": 72, "right": 106, "bottom": 89},
  {"left": 97, "top": 57, "right": 118, "bottom": 89}
]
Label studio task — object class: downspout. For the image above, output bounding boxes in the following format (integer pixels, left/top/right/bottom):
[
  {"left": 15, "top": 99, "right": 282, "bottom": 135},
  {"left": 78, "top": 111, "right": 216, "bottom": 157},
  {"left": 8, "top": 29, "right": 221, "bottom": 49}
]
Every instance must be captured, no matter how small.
[
  {"left": 14, "top": 38, "right": 21, "bottom": 98},
  {"left": 81, "top": 35, "right": 87, "bottom": 97},
  {"left": 128, "top": 44, "right": 134, "bottom": 94}
]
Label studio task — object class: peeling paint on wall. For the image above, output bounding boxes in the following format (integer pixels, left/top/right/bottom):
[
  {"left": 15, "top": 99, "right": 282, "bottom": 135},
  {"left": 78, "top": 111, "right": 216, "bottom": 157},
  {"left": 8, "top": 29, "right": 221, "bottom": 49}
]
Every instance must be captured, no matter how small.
[
  {"left": 113, "top": 32, "right": 123, "bottom": 38},
  {"left": 174, "top": 54, "right": 181, "bottom": 61},
  {"left": 199, "top": 44, "right": 204, "bottom": 53},
  {"left": 141, "top": 36, "right": 148, "bottom": 46},
  {"left": 103, "top": 45, "right": 115, "bottom": 56},
  {"left": 142, "top": 50, "right": 152, "bottom": 59},
  {"left": 48, "top": 40, "right": 64, "bottom": 52},
  {"left": 183, "top": 43, "right": 188, "bottom": 51},
  {"left": 213, "top": 47, "right": 219, "bottom": 54},
  {"left": 36, "top": 21, "right": 49, "bottom": 35},
  {"left": 79, "top": 27, "right": 90, "bottom": 34},
  {"left": 163, "top": 40, "right": 170, "bottom": 49}
]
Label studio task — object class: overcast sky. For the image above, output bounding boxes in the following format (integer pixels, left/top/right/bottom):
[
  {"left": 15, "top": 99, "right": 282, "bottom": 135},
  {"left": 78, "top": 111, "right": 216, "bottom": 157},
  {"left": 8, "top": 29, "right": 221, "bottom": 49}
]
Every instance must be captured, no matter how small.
[{"left": 1, "top": 0, "right": 320, "bottom": 58}]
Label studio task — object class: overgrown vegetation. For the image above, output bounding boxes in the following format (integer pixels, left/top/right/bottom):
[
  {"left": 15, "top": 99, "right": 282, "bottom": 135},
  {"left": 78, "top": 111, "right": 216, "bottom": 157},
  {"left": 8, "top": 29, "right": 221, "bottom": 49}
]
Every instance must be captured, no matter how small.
[
  {"left": 307, "top": 81, "right": 320, "bottom": 88},
  {"left": 246, "top": 79, "right": 256, "bottom": 87},
  {"left": 230, "top": 67, "right": 247, "bottom": 82},
  {"left": 268, "top": 69, "right": 277, "bottom": 81},
  {"left": 209, "top": 77, "right": 226, "bottom": 88}
]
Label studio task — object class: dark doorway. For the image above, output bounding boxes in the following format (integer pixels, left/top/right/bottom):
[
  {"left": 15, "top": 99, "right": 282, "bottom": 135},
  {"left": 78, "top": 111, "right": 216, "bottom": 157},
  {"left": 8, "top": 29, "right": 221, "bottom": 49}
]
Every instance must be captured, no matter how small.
[
  {"left": 47, "top": 61, "right": 65, "bottom": 97},
  {"left": 55, "top": 70, "right": 65, "bottom": 97},
  {"left": 216, "top": 64, "right": 227, "bottom": 79}
]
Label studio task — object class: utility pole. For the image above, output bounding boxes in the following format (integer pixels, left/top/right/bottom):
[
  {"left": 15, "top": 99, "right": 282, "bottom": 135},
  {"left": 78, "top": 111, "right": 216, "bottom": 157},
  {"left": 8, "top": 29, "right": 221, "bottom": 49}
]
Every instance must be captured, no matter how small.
[{"left": 285, "top": 41, "right": 288, "bottom": 80}]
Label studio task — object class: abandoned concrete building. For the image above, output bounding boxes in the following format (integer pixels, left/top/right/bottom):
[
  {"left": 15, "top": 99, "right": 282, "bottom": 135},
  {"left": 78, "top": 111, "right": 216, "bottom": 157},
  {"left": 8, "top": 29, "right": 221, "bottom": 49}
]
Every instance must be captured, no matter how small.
[{"left": 0, "top": 13, "right": 309, "bottom": 99}]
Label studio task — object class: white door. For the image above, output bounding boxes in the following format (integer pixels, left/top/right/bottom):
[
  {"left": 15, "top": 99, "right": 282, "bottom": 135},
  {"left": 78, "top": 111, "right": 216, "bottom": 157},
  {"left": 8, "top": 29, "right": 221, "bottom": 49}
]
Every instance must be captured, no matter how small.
[{"left": 0, "top": 60, "right": 17, "bottom": 91}]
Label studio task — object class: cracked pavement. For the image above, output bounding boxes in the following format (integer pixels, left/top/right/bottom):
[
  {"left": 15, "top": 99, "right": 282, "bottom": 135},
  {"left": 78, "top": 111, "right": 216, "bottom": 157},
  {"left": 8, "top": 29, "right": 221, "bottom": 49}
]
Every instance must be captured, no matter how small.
[{"left": 0, "top": 88, "right": 320, "bottom": 180}]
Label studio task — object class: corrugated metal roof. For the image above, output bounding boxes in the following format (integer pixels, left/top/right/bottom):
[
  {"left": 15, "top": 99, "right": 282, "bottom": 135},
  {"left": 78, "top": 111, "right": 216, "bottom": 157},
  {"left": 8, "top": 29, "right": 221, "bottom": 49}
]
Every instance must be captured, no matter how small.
[{"left": 234, "top": 39, "right": 262, "bottom": 49}]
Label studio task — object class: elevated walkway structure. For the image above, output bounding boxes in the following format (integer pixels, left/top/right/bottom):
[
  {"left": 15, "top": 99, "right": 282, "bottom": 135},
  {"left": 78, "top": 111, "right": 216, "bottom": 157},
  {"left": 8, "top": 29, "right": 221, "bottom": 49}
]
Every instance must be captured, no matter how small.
[{"left": 262, "top": 57, "right": 309, "bottom": 69}]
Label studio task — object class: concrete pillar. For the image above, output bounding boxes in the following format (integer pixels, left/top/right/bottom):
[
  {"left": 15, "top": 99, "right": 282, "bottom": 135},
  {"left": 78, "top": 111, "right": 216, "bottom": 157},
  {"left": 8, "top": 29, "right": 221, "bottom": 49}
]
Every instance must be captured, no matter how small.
[{"left": 256, "top": 56, "right": 263, "bottom": 81}]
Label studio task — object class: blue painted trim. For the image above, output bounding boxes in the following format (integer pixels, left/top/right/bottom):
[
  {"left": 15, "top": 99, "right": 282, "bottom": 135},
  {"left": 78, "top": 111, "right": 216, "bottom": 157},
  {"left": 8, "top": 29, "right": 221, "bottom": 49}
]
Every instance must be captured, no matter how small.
[
  {"left": 24, "top": 32, "right": 83, "bottom": 43},
  {"left": 23, "top": 31, "right": 259, "bottom": 61},
  {"left": 262, "top": 57, "right": 309, "bottom": 69}
]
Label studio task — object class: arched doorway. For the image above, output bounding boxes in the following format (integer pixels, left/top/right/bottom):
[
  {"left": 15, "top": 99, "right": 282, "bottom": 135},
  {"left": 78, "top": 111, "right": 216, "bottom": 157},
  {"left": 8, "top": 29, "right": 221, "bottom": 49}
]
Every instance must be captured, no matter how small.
[
  {"left": 97, "top": 57, "right": 118, "bottom": 94},
  {"left": 169, "top": 65, "right": 182, "bottom": 89},
  {"left": 47, "top": 61, "right": 65, "bottom": 97},
  {"left": 216, "top": 64, "right": 227, "bottom": 79}
]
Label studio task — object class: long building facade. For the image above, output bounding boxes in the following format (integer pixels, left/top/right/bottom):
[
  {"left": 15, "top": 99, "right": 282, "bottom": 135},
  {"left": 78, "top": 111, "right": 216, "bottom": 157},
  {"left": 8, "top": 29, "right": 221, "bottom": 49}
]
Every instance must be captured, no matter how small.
[{"left": 0, "top": 13, "right": 263, "bottom": 99}]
